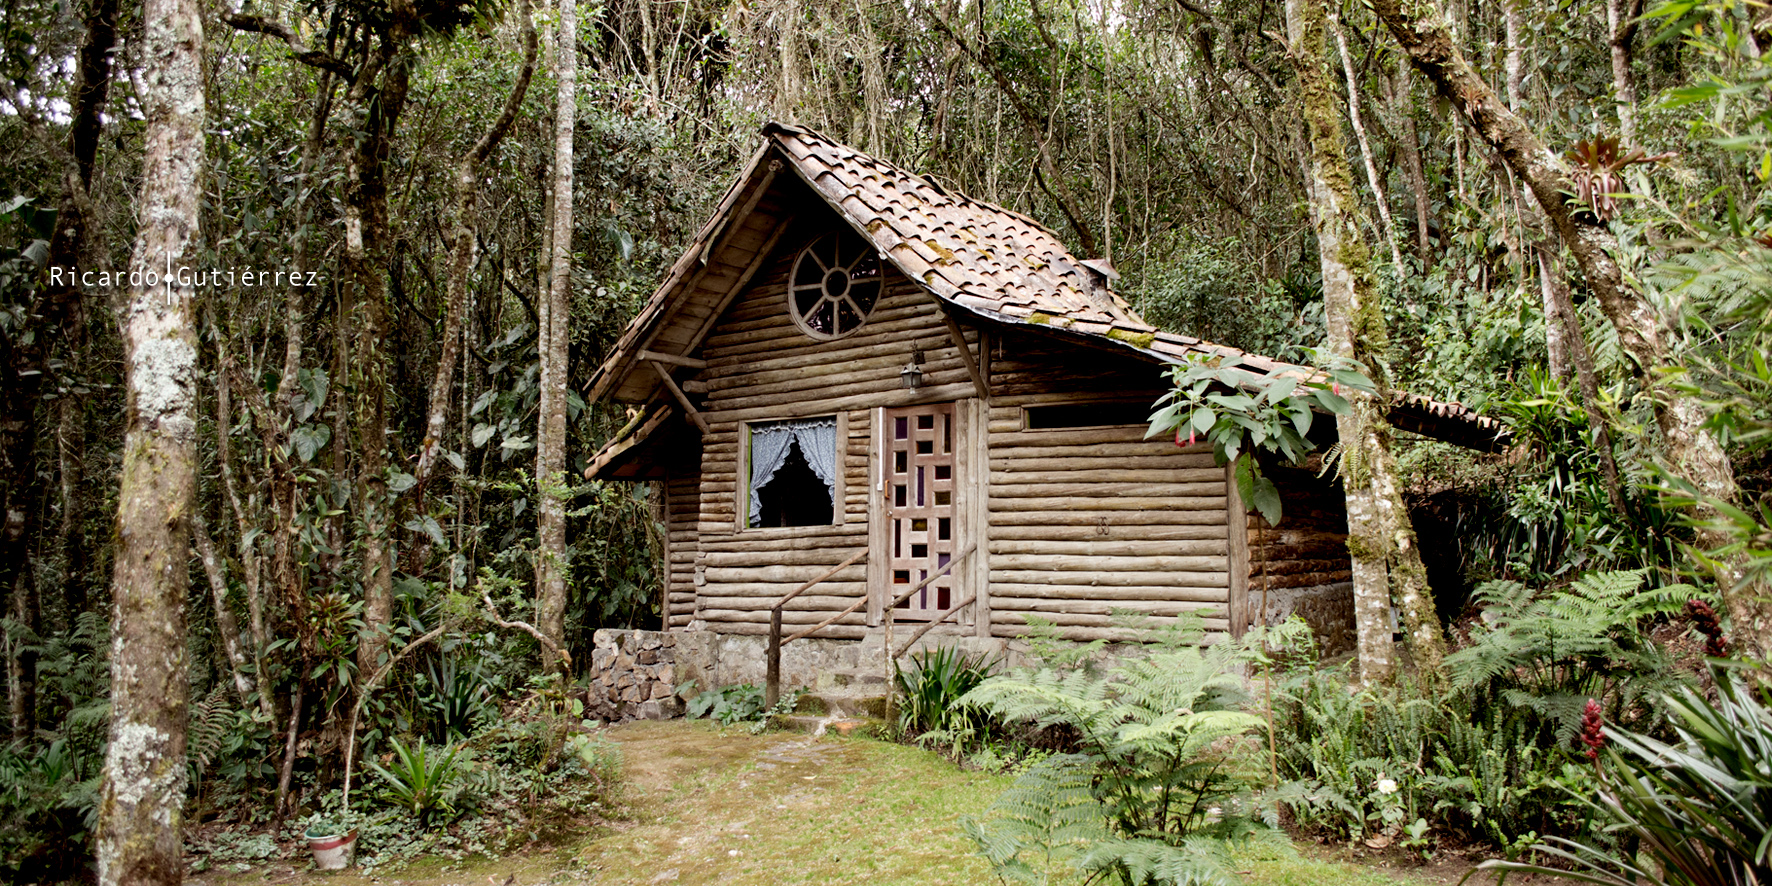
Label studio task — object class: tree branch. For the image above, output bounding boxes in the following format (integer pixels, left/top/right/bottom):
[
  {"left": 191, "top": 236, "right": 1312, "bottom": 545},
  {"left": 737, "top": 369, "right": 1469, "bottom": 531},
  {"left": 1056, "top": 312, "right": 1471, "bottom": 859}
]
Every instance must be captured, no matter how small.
[
  {"left": 223, "top": 14, "right": 356, "bottom": 82},
  {"left": 483, "top": 592, "right": 573, "bottom": 669}
]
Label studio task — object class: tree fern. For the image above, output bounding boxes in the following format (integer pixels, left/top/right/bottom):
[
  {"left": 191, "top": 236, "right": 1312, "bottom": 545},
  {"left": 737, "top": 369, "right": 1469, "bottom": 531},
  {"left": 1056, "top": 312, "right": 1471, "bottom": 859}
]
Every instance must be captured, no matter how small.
[
  {"left": 960, "top": 754, "right": 1108, "bottom": 886},
  {"left": 1447, "top": 569, "right": 1700, "bottom": 738}
]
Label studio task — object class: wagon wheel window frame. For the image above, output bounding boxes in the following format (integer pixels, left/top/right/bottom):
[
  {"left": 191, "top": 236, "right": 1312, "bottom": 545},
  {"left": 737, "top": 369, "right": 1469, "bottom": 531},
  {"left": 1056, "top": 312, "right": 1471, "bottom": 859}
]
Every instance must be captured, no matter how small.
[{"left": 787, "top": 231, "right": 883, "bottom": 341}]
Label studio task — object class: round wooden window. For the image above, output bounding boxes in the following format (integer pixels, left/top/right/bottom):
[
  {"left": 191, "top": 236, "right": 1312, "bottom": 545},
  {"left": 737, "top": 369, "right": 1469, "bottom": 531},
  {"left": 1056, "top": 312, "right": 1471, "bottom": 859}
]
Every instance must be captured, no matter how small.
[{"left": 788, "top": 231, "right": 883, "bottom": 340}]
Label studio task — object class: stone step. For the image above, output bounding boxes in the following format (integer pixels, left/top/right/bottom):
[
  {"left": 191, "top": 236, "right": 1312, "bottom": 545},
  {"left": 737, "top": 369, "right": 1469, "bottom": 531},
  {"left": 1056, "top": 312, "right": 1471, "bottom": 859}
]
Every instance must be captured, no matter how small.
[
  {"left": 804, "top": 691, "right": 886, "bottom": 719},
  {"left": 772, "top": 713, "right": 887, "bottom": 737}
]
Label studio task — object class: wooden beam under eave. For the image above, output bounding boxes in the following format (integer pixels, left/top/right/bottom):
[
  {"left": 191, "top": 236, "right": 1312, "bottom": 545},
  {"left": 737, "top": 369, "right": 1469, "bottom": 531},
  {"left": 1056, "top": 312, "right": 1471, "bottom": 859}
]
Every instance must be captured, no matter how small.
[
  {"left": 649, "top": 361, "right": 709, "bottom": 434},
  {"left": 639, "top": 349, "right": 708, "bottom": 369},
  {"left": 937, "top": 306, "right": 990, "bottom": 401}
]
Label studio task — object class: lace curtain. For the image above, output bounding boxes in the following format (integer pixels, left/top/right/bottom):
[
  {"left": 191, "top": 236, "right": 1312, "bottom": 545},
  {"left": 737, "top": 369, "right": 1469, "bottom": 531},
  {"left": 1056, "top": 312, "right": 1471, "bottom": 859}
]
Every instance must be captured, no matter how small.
[{"left": 748, "top": 417, "right": 838, "bottom": 525}]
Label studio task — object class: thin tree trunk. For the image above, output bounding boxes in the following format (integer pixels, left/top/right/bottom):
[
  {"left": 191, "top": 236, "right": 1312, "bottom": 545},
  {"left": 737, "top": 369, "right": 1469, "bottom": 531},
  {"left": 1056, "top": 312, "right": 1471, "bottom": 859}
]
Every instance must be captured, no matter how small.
[
  {"left": 1537, "top": 248, "right": 1571, "bottom": 382},
  {"left": 348, "top": 45, "right": 413, "bottom": 683},
  {"left": 536, "top": 0, "right": 576, "bottom": 675},
  {"left": 97, "top": 0, "right": 203, "bottom": 877},
  {"left": 192, "top": 513, "right": 254, "bottom": 701},
  {"left": 415, "top": 1, "right": 538, "bottom": 492},
  {"left": 1370, "top": 0, "right": 1761, "bottom": 657},
  {"left": 1386, "top": 60, "right": 1434, "bottom": 269},
  {"left": 273, "top": 681, "right": 302, "bottom": 817},
  {"left": 1607, "top": 0, "right": 1640, "bottom": 146},
  {"left": 8, "top": 565, "right": 38, "bottom": 737},
  {"left": 1330, "top": 13, "right": 1407, "bottom": 273},
  {"left": 1503, "top": 0, "right": 1525, "bottom": 111},
  {"left": 214, "top": 341, "right": 278, "bottom": 721},
  {"left": 1289, "top": 0, "right": 1446, "bottom": 685}
]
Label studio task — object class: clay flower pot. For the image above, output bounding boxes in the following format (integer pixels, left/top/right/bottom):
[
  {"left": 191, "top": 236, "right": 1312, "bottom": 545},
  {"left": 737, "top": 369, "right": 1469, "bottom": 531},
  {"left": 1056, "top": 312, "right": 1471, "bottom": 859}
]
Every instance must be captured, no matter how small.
[{"left": 304, "top": 828, "right": 358, "bottom": 870}]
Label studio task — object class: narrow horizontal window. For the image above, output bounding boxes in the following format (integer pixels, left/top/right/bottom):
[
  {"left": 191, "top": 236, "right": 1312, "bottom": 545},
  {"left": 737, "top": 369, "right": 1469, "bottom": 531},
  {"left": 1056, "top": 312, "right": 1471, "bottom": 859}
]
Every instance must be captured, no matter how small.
[{"left": 1023, "top": 401, "right": 1152, "bottom": 430}]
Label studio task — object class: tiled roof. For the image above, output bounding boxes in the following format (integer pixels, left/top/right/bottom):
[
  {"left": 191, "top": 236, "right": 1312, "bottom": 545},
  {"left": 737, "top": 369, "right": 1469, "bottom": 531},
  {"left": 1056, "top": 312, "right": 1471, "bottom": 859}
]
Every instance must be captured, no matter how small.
[
  {"left": 768, "top": 123, "right": 1506, "bottom": 448},
  {"left": 587, "top": 122, "right": 1507, "bottom": 451}
]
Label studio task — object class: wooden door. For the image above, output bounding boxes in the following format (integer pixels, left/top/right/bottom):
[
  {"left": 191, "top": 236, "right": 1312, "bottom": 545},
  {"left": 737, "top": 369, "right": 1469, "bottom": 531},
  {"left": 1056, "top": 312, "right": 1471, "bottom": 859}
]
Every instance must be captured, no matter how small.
[{"left": 884, "top": 402, "right": 957, "bottom": 620}]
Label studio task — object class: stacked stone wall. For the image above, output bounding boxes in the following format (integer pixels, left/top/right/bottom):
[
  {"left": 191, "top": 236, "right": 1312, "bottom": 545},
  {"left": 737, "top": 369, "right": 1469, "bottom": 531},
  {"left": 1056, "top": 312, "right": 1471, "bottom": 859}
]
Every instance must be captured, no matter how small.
[{"left": 585, "top": 629, "right": 714, "bottom": 721}]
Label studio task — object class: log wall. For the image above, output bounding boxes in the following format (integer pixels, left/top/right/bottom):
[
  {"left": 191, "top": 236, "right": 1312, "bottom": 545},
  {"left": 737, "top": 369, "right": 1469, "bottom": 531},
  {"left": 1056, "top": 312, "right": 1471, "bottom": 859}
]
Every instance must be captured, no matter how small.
[
  {"left": 665, "top": 470, "right": 700, "bottom": 628},
  {"left": 689, "top": 215, "right": 978, "bottom": 638},
  {"left": 983, "top": 332, "right": 1234, "bottom": 642},
  {"left": 1244, "top": 460, "right": 1355, "bottom": 654}
]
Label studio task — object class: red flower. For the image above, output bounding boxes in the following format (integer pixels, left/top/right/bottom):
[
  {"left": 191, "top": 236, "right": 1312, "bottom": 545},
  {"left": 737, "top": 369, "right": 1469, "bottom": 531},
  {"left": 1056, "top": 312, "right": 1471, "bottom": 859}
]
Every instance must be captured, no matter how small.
[
  {"left": 1579, "top": 699, "right": 1605, "bottom": 760},
  {"left": 1685, "top": 599, "right": 1730, "bottom": 658}
]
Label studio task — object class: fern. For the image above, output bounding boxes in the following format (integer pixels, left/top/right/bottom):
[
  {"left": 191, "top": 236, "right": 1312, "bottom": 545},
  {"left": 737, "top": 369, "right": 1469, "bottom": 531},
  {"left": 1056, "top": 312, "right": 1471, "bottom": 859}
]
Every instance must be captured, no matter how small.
[
  {"left": 1079, "top": 836, "right": 1237, "bottom": 886},
  {"left": 959, "top": 641, "right": 1276, "bottom": 884},
  {"left": 188, "top": 686, "right": 235, "bottom": 771},
  {"left": 1446, "top": 569, "right": 1701, "bottom": 739}
]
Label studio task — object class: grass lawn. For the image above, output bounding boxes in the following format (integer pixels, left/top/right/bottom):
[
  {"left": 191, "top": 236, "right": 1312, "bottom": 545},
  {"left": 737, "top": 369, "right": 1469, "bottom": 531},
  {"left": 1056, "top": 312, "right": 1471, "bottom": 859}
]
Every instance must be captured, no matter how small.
[{"left": 196, "top": 719, "right": 1473, "bottom": 886}]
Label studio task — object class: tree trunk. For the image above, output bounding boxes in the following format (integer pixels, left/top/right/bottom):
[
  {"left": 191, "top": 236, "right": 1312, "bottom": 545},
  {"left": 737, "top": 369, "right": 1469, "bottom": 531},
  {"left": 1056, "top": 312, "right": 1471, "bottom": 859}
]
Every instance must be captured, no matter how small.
[
  {"left": 1607, "top": 0, "right": 1641, "bottom": 146},
  {"left": 348, "top": 46, "right": 412, "bottom": 683},
  {"left": 97, "top": 0, "right": 203, "bottom": 878},
  {"left": 415, "top": 0, "right": 538, "bottom": 493},
  {"left": 1289, "top": 0, "right": 1446, "bottom": 685},
  {"left": 193, "top": 513, "right": 255, "bottom": 701},
  {"left": 1330, "top": 13, "right": 1406, "bottom": 273},
  {"left": 535, "top": 0, "right": 576, "bottom": 675},
  {"left": 8, "top": 564, "right": 38, "bottom": 738},
  {"left": 1369, "top": 0, "right": 1764, "bottom": 657},
  {"left": 1386, "top": 60, "right": 1434, "bottom": 269}
]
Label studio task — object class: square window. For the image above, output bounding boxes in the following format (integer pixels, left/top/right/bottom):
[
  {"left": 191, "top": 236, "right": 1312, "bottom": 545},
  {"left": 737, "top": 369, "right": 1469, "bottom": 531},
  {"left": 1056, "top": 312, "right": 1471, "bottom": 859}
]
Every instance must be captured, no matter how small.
[{"left": 747, "top": 417, "right": 838, "bottom": 528}]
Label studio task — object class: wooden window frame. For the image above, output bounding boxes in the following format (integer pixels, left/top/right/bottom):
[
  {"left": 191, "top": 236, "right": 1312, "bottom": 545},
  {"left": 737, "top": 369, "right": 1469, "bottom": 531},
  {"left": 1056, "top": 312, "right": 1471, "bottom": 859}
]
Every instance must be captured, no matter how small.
[{"left": 735, "top": 412, "right": 848, "bottom": 533}]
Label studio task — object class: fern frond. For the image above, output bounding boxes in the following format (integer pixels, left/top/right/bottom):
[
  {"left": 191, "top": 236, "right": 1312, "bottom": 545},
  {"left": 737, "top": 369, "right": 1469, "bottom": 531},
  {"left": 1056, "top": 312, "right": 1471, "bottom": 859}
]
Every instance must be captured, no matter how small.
[{"left": 1079, "top": 835, "right": 1237, "bottom": 886}]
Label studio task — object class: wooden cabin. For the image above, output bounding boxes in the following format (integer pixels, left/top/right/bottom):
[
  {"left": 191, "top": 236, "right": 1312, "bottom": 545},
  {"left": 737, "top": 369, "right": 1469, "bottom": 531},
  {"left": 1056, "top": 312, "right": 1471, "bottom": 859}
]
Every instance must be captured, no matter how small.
[{"left": 585, "top": 123, "right": 1501, "bottom": 690}]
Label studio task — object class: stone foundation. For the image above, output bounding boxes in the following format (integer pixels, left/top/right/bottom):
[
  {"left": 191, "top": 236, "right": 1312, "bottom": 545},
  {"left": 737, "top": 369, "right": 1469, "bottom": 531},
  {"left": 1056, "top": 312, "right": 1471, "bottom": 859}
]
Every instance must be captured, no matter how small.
[
  {"left": 1255, "top": 581, "right": 1355, "bottom": 656},
  {"left": 585, "top": 629, "right": 713, "bottom": 721},
  {"left": 582, "top": 624, "right": 1274, "bottom": 721}
]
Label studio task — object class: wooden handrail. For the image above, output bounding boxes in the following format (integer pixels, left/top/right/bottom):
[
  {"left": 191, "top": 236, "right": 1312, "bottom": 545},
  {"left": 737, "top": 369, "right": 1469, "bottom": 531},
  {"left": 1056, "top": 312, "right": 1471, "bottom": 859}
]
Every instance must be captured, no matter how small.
[
  {"left": 892, "top": 591, "right": 977, "bottom": 660},
  {"left": 764, "top": 543, "right": 978, "bottom": 708},
  {"left": 766, "top": 549, "right": 868, "bottom": 707},
  {"left": 772, "top": 549, "right": 868, "bottom": 613},
  {"left": 882, "top": 543, "right": 976, "bottom": 613}
]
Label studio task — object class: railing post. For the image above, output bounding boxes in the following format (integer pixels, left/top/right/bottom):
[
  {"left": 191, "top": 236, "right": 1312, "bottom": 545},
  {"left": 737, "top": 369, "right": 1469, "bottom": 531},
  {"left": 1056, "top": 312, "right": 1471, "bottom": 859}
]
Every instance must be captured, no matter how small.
[{"left": 766, "top": 605, "right": 782, "bottom": 709}]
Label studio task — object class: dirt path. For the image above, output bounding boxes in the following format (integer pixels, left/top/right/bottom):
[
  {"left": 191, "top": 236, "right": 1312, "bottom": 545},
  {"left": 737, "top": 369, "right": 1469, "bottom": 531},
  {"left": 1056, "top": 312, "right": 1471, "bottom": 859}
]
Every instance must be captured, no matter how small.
[{"left": 575, "top": 720, "right": 1011, "bottom": 885}]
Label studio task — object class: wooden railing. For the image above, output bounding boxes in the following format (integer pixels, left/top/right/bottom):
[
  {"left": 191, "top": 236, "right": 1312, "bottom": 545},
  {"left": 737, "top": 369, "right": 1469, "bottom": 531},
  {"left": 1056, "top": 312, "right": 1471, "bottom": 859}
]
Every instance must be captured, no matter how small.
[
  {"left": 763, "top": 543, "right": 978, "bottom": 708},
  {"left": 765, "top": 549, "right": 867, "bottom": 707}
]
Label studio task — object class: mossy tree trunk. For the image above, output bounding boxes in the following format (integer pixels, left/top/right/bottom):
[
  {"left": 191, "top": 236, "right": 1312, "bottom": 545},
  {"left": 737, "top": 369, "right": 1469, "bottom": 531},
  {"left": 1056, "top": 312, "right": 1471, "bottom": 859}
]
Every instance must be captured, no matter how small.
[
  {"left": 97, "top": 0, "right": 204, "bottom": 877},
  {"left": 1287, "top": 0, "right": 1446, "bottom": 685},
  {"left": 1369, "top": 0, "right": 1767, "bottom": 664},
  {"left": 535, "top": 0, "right": 577, "bottom": 675}
]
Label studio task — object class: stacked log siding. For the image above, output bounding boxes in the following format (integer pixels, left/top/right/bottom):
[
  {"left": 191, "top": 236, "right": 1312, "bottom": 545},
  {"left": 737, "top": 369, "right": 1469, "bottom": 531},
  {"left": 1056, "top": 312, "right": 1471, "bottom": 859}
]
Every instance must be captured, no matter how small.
[
  {"left": 665, "top": 471, "right": 699, "bottom": 628},
  {"left": 691, "top": 228, "right": 973, "bottom": 638},
  {"left": 982, "top": 335, "right": 1233, "bottom": 641}
]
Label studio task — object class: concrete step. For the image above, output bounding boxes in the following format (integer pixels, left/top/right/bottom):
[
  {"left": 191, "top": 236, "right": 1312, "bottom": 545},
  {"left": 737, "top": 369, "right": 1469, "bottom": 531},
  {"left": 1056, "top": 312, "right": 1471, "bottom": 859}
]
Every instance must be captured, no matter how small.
[
  {"left": 792, "top": 688, "right": 889, "bottom": 719},
  {"left": 772, "top": 713, "right": 887, "bottom": 737},
  {"left": 827, "top": 667, "right": 890, "bottom": 689}
]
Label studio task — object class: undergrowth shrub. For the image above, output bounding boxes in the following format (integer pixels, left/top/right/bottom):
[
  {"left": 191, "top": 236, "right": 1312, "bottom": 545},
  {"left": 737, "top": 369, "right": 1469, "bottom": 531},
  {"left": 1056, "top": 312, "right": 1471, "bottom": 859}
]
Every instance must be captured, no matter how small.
[
  {"left": 894, "top": 645, "right": 999, "bottom": 753},
  {"left": 959, "top": 621, "right": 1285, "bottom": 886},
  {"left": 1272, "top": 569, "right": 1704, "bottom": 854},
  {"left": 1479, "top": 662, "right": 1772, "bottom": 886}
]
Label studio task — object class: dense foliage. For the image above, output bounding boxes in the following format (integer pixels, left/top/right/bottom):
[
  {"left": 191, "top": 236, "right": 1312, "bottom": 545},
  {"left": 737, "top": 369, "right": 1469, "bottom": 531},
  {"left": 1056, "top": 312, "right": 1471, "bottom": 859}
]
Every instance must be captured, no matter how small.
[{"left": 3, "top": 0, "right": 1772, "bottom": 875}]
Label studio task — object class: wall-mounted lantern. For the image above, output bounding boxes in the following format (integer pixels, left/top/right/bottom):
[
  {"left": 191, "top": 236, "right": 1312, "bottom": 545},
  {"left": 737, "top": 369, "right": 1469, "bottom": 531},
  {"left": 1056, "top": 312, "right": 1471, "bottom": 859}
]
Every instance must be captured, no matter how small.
[{"left": 900, "top": 348, "right": 926, "bottom": 389}]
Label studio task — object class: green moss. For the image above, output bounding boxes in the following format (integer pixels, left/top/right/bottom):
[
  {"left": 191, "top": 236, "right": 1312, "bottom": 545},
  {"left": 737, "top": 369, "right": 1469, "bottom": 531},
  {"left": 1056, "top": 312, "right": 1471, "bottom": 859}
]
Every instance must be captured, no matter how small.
[
  {"left": 1106, "top": 328, "right": 1157, "bottom": 349},
  {"left": 925, "top": 239, "right": 957, "bottom": 265},
  {"left": 1344, "top": 532, "right": 1380, "bottom": 561},
  {"left": 1027, "top": 312, "right": 1052, "bottom": 325}
]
